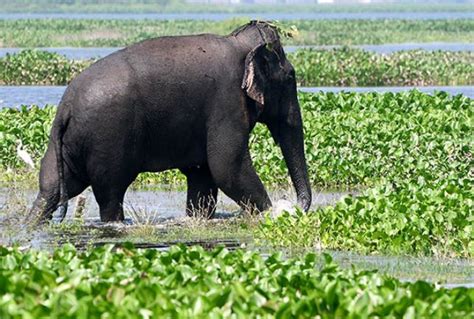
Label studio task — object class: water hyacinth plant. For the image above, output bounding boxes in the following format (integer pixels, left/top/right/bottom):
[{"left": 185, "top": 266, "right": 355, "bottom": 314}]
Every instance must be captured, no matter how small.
[
  {"left": 0, "top": 50, "right": 89, "bottom": 85},
  {"left": 0, "top": 244, "right": 472, "bottom": 318},
  {"left": 290, "top": 48, "right": 474, "bottom": 86},
  {"left": 1, "top": 91, "right": 471, "bottom": 188},
  {"left": 1, "top": 49, "right": 472, "bottom": 86},
  {"left": 0, "top": 19, "right": 472, "bottom": 47},
  {"left": 252, "top": 91, "right": 473, "bottom": 257},
  {"left": 1, "top": 91, "right": 472, "bottom": 257},
  {"left": 257, "top": 177, "right": 473, "bottom": 257}
]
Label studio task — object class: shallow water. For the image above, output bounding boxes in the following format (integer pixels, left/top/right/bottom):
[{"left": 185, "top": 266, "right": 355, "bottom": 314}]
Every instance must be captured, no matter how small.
[
  {"left": 1, "top": 85, "right": 472, "bottom": 109},
  {"left": 0, "top": 187, "right": 349, "bottom": 221},
  {"left": 1, "top": 43, "right": 472, "bottom": 59},
  {"left": 1, "top": 186, "right": 472, "bottom": 287},
  {"left": 329, "top": 251, "right": 474, "bottom": 287},
  {"left": 0, "top": 186, "right": 349, "bottom": 253},
  {"left": 1, "top": 12, "right": 472, "bottom": 20},
  {"left": 0, "top": 47, "right": 121, "bottom": 60}
]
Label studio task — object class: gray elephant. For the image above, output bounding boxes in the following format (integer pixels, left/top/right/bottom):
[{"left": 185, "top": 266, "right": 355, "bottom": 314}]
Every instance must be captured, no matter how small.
[{"left": 30, "top": 20, "right": 312, "bottom": 223}]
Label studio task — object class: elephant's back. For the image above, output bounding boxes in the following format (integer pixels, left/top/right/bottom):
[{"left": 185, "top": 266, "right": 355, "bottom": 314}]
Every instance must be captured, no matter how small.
[
  {"left": 65, "top": 33, "right": 238, "bottom": 112},
  {"left": 58, "top": 34, "right": 229, "bottom": 172},
  {"left": 62, "top": 49, "right": 137, "bottom": 115},
  {"left": 121, "top": 34, "right": 240, "bottom": 85}
]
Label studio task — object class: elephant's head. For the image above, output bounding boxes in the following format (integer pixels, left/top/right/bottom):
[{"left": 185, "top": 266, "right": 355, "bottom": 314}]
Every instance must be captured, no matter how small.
[{"left": 232, "top": 21, "right": 312, "bottom": 211}]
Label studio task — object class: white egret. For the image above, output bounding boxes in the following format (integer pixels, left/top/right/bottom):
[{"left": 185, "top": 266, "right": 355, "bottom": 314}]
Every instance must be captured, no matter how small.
[{"left": 16, "top": 140, "right": 35, "bottom": 169}]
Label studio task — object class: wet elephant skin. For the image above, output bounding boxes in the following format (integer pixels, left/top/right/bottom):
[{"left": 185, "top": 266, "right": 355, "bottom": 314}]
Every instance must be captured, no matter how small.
[{"left": 30, "top": 21, "right": 312, "bottom": 223}]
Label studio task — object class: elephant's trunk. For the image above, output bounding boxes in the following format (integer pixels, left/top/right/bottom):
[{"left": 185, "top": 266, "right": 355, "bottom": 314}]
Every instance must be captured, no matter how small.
[{"left": 273, "top": 101, "right": 312, "bottom": 211}]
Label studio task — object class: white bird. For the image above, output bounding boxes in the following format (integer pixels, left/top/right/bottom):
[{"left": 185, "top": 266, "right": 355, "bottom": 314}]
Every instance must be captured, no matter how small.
[{"left": 16, "top": 140, "right": 35, "bottom": 169}]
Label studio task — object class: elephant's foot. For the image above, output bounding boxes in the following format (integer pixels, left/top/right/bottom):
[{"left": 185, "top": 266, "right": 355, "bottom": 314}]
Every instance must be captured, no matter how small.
[
  {"left": 98, "top": 202, "right": 125, "bottom": 223},
  {"left": 182, "top": 165, "right": 218, "bottom": 219}
]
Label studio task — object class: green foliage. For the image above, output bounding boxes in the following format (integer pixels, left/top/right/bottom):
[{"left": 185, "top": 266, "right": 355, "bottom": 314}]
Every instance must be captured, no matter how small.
[
  {"left": 1, "top": 92, "right": 472, "bottom": 257},
  {"left": 0, "top": 50, "right": 90, "bottom": 85},
  {"left": 0, "top": 105, "right": 55, "bottom": 169},
  {"left": 0, "top": 19, "right": 472, "bottom": 47},
  {"left": 290, "top": 47, "right": 474, "bottom": 86},
  {"left": 1, "top": 91, "right": 471, "bottom": 189},
  {"left": 252, "top": 91, "right": 472, "bottom": 257},
  {"left": 291, "top": 19, "right": 474, "bottom": 45},
  {"left": 257, "top": 177, "right": 473, "bottom": 257},
  {"left": 2, "top": 48, "right": 472, "bottom": 86},
  {"left": 0, "top": 244, "right": 472, "bottom": 318},
  {"left": 252, "top": 91, "right": 472, "bottom": 188}
]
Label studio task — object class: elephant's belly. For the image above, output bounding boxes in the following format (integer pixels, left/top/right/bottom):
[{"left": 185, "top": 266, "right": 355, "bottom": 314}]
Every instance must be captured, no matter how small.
[
  {"left": 140, "top": 132, "right": 208, "bottom": 173},
  {"left": 135, "top": 96, "right": 210, "bottom": 173}
]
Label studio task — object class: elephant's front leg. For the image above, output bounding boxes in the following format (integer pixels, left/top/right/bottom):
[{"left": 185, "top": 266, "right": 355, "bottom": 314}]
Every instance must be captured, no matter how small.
[
  {"left": 181, "top": 165, "right": 218, "bottom": 218},
  {"left": 207, "top": 126, "right": 272, "bottom": 213}
]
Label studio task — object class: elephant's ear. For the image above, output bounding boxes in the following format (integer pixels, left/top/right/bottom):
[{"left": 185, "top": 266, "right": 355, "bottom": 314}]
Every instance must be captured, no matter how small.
[{"left": 241, "top": 44, "right": 267, "bottom": 105}]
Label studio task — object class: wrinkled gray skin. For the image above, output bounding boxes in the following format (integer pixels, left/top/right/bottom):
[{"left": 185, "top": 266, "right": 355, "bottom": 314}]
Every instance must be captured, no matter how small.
[{"left": 30, "top": 21, "right": 312, "bottom": 223}]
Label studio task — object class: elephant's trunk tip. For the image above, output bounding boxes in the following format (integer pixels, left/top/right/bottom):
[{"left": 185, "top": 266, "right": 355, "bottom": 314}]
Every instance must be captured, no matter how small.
[{"left": 297, "top": 192, "right": 312, "bottom": 212}]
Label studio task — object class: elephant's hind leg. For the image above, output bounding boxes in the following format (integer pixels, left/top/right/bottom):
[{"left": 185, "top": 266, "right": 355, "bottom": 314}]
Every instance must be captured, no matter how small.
[
  {"left": 181, "top": 165, "right": 218, "bottom": 218},
  {"left": 92, "top": 186, "right": 127, "bottom": 222},
  {"left": 90, "top": 171, "right": 137, "bottom": 222}
]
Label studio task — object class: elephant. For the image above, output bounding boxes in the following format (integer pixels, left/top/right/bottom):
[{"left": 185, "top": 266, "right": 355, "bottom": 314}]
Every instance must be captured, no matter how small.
[{"left": 29, "top": 20, "right": 312, "bottom": 223}]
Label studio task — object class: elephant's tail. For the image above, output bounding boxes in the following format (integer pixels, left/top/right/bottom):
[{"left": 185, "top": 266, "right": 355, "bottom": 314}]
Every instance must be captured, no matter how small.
[{"left": 52, "top": 103, "right": 70, "bottom": 220}]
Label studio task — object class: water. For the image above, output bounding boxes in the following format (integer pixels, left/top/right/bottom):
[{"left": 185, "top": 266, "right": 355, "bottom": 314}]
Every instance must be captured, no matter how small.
[
  {"left": 328, "top": 251, "right": 474, "bottom": 288},
  {"left": 1, "top": 85, "right": 472, "bottom": 109},
  {"left": 0, "top": 186, "right": 348, "bottom": 252},
  {"left": 0, "top": 47, "right": 120, "bottom": 60},
  {"left": 1, "top": 12, "right": 473, "bottom": 20},
  {"left": 0, "top": 86, "right": 66, "bottom": 108},
  {"left": 1, "top": 43, "right": 472, "bottom": 60},
  {"left": 0, "top": 187, "right": 349, "bottom": 221},
  {"left": 1, "top": 186, "right": 472, "bottom": 287}
]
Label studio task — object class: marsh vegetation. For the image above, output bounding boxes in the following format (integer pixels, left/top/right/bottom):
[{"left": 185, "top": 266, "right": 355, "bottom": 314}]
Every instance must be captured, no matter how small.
[
  {"left": 1, "top": 19, "right": 473, "bottom": 47},
  {"left": 1, "top": 49, "right": 472, "bottom": 86},
  {"left": 1, "top": 91, "right": 472, "bottom": 258},
  {"left": 0, "top": 10, "right": 473, "bottom": 317}
]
